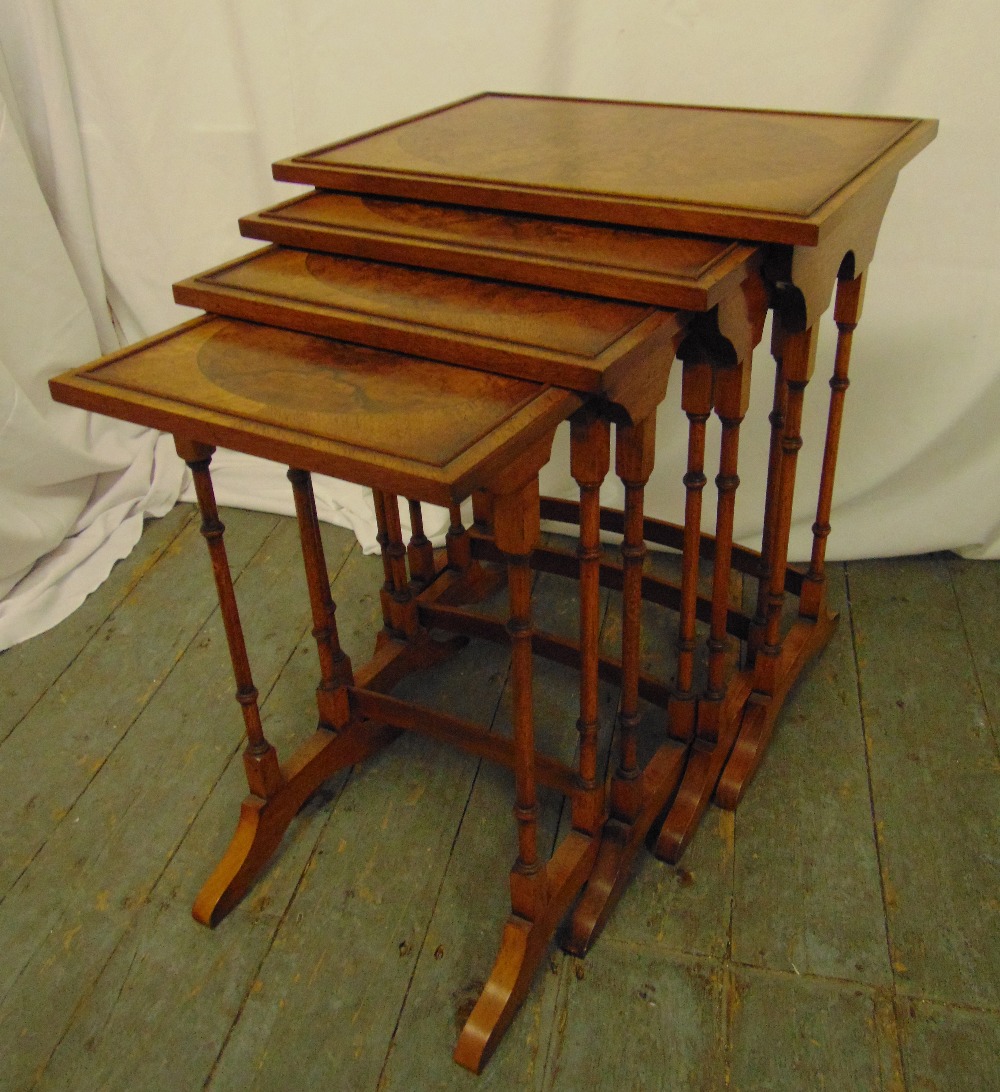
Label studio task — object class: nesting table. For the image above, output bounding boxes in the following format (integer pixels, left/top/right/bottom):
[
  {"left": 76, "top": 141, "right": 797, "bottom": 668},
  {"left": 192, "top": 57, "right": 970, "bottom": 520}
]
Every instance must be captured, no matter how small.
[{"left": 50, "top": 93, "right": 935, "bottom": 1073}]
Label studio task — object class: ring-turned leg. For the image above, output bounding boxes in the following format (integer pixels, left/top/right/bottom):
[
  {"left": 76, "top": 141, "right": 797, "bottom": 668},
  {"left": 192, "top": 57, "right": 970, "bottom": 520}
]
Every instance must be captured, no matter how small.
[
  {"left": 563, "top": 412, "right": 686, "bottom": 955},
  {"left": 748, "top": 333, "right": 788, "bottom": 663},
  {"left": 656, "top": 355, "right": 752, "bottom": 861},
  {"left": 799, "top": 271, "right": 865, "bottom": 620},
  {"left": 188, "top": 450, "right": 396, "bottom": 927},
  {"left": 454, "top": 476, "right": 599, "bottom": 1073},
  {"left": 716, "top": 323, "right": 832, "bottom": 808},
  {"left": 406, "top": 499, "right": 436, "bottom": 589},
  {"left": 667, "top": 354, "right": 715, "bottom": 744},
  {"left": 569, "top": 409, "right": 611, "bottom": 837}
]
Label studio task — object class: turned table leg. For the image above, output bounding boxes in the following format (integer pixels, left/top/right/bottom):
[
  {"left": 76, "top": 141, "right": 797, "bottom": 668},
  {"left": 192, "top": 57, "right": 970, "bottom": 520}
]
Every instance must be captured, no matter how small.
[
  {"left": 668, "top": 354, "right": 715, "bottom": 744},
  {"left": 715, "top": 321, "right": 836, "bottom": 808},
  {"left": 179, "top": 440, "right": 283, "bottom": 801},
  {"left": 749, "top": 331, "right": 788, "bottom": 662},
  {"left": 288, "top": 468, "right": 354, "bottom": 720},
  {"left": 655, "top": 355, "right": 753, "bottom": 861},
  {"left": 405, "top": 499, "right": 437, "bottom": 589},
  {"left": 799, "top": 271, "right": 866, "bottom": 620},
  {"left": 455, "top": 474, "right": 600, "bottom": 1073},
  {"left": 569, "top": 409, "right": 611, "bottom": 837},
  {"left": 188, "top": 451, "right": 397, "bottom": 927},
  {"left": 562, "top": 411, "right": 686, "bottom": 955}
]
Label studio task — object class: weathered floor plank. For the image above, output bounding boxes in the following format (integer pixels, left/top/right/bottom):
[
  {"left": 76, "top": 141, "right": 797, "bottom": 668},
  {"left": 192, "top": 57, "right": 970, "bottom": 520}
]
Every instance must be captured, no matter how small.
[
  {"left": 948, "top": 555, "right": 1000, "bottom": 752},
  {"left": 732, "top": 566, "right": 891, "bottom": 986},
  {"left": 848, "top": 556, "right": 1000, "bottom": 1010},
  {"left": 725, "top": 965, "right": 900, "bottom": 1092},
  {"left": 543, "top": 944, "right": 725, "bottom": 1092},
  {"left": 0, "top": 504, "right": 195, "bottom": 741},
  {"left": 896, "top": 996, "right": 1000, "bottom": 1092}
]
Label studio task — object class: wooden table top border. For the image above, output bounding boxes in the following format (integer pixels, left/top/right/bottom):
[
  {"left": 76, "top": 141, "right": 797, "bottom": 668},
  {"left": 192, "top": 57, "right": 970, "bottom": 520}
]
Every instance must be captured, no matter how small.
[
  {"left": 49, "top": 316, "right": 583, "bottom": 506},
  {"left": 174, "top": 246, "right": 689, "bottom": 393},
  {"left": 238, "top": 191, "right": 762, "bottom": 312},
  {"left": 272, "top": 92, "right": 938, "bottom": 247}
]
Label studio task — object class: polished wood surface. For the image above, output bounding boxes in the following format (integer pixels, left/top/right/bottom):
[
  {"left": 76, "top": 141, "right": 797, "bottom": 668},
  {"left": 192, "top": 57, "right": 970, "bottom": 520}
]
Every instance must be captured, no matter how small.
[
  {"left": 173, "top": 244, "right": 685, "bottom": 393},
  {"left": 50, "top": 316, "right": 580, "bottom": 506},
  {"left": 239, "top": 190, "right": 760, "bottom": 309},
  {"left": 274, "top": 92, "right": 937, "bottom": 245}
]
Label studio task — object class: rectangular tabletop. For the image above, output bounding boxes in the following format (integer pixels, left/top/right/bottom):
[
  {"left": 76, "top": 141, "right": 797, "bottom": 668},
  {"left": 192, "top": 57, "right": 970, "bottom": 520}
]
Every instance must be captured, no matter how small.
[
  {"left": 273, "top": 93, "right": 937, "bottom": 246},
  {"left": 239, "top": 191, "right": 760, "bottom": 310},
  {"left": 49, "top": 316, "right": 581, "bottom": 506},
  {"left": 173, "top": 245, "right": 685, "bottom": 393}
]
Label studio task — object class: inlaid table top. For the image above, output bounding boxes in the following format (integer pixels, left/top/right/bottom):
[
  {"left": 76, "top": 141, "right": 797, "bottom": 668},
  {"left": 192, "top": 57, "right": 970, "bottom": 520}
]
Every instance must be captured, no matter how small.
[
  {"left": 239, "top": 190, "right": 760, "bottom": 310},
  {"left": 50, "top": 315, "right": 581, "bottom": 505},
  {"left": 273, "top": 93, "right": 937, "bottom": 246},
  {"left": 173, "top": 245, "right": 688, "bottom": 393}
]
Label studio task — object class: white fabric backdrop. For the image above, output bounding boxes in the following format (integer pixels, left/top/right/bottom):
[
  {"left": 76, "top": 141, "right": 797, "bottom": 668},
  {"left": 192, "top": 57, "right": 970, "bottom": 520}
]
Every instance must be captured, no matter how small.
[{"left": 1, "top": 0, "right": 997, "bottom": 649}]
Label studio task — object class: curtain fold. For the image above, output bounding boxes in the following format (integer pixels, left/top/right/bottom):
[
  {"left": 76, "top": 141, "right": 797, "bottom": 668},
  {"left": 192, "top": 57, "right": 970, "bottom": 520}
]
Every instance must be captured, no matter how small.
[{"left": 0, "top": 13, "right": 183, "bottom": 650}]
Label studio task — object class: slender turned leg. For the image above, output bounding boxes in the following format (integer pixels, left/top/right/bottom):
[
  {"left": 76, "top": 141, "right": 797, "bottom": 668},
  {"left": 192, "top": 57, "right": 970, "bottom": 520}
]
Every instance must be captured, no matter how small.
[
  {"left": 372, "top": 489, "right": 396, "bottom": 634},
  {"left": 406, "top": 499, "right": 436, "bottom": 589},
  {"left": 432, "top": 495, "right": 506, "bottom": 608},
  {"left": 373, "top": 490, "right": 418, "bottom": 639},
  {"left": 612, "top": 414, "right": 657, "bottom": 825},
  {"left": 716, "top": 324, "right": 832, "bottom": 809},
  {"left": 180, "top": 441, "right": 282, "bottom": 799},
  {"left": 562, "top": 411, "right": 685, "bottom": 956},
  {"left": 701, "top": 359, "right": 751, "bottom": 737},
  {"left": 288, "top": 469, "right": 354, "bottom": 721},
  {"left": 446, "top": 503, "right": 472, "bottom": 572},
  {"left": 749, "top": 331, "right": 788, "bottom": 663},
  {"left": 753, "top": 325, "right": 817, "bottom": 696},
  {"left": 668, "top": 356, "right": 714, "bottom": 743},
  {"left": 455, "top": 477, "right": 600, "bottom": 1073},
  {"left": 569, "top": 410, "right": 611, "bottom": 836},
  {"left": 799, "top": 272, "right": 866, "bottom": 619},
  {"left": 186, "top": 448, "right": 398, "bottom": 928},
  {"left": 503, "top": 494, "right": 546, "bottom": 918},
  {"left": 471, "top": 489, "right": 493, "bottom": 534},
  {"left": 655, "top": 357, "right": 752, "bottom": 862}
]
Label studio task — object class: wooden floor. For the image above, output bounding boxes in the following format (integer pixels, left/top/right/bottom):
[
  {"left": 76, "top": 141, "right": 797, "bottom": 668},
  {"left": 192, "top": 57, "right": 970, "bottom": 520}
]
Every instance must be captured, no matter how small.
[{"left": 1, "top": 502, "right": 998, "bottom": 1091}]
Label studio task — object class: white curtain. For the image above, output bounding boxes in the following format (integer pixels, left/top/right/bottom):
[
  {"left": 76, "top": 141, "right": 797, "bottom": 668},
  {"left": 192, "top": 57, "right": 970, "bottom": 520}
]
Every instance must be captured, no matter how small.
[{"left": 1, "top": 0, "right": 997, "bottom": 650}]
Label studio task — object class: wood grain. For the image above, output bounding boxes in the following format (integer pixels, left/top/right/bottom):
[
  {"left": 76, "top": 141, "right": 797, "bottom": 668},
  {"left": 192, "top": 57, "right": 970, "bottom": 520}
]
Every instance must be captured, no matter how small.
[
  {"left": 274, "top": 92, "right": 937, "bottom": 245},
  {"left": 239, "top": 190, "right": 760, "bottom": 310},
  {"left": 50, "top": 316, "right": 581, "bottom": 506}
]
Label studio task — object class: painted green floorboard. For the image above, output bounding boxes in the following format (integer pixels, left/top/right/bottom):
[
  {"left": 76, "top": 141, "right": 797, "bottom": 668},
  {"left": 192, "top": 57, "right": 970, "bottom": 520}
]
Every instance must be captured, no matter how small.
[
  {"left": 897, "top": 997, "right": 1000, "bottom": 1092},
  {"left": 0, "top": 507, "right": 279, "bottom": 899},
  {"left": 0, "top": 504, "right": 194, "bottom": 741},
  {"left": 726, "top": 965, "right": 901, "bottom": 1091},
  {"left": 848, "top": 556, "right": 1000, "bottom": 1009},
  {"left": 732, "top": 566, "right": 891, "bottom": 985},
  {"left": 543, "top": 944, "right": 725, "bottom": 1092},
  {"left": 948, "top": 555, "right": 1000, "bottom": 753}
]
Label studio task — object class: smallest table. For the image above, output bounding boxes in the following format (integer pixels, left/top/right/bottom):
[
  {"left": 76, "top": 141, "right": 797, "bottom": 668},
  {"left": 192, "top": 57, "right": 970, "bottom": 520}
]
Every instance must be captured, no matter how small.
[{"left": 50, "top": 314, "right": 595, "bottom": 1071}]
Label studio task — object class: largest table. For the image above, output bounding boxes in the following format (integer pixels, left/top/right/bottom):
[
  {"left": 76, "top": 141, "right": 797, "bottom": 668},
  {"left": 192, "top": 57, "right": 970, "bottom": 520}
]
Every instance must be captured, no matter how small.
[{"left": 262, "top": 92, "right": 936, "bottom": 850}]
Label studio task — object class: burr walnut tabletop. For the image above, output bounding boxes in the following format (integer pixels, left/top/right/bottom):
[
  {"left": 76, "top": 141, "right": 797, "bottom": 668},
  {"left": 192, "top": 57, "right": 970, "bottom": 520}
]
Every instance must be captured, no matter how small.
[
  {"left": 49, "top": 315, "right": 581, "bottom": 506},
  {"left": 273, "top": 92, "right": 937, "bottom": 245}
]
